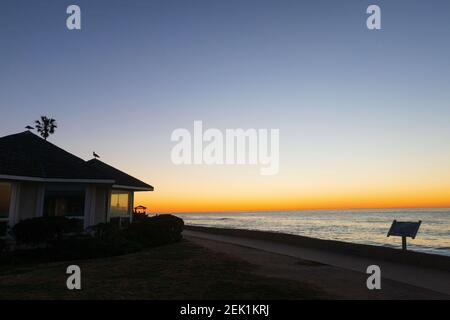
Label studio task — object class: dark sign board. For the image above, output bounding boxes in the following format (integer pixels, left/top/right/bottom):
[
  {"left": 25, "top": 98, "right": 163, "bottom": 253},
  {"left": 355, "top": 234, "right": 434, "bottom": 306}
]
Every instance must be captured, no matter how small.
[{"left": 387, "top": 220, "right": 421, "bottom": 239}]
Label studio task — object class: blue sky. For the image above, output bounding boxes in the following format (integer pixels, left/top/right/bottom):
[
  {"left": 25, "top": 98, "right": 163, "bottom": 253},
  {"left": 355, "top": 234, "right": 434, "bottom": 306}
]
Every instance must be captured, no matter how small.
[{"left": 1, "top": 0, "right": 450, "bottom": 211}]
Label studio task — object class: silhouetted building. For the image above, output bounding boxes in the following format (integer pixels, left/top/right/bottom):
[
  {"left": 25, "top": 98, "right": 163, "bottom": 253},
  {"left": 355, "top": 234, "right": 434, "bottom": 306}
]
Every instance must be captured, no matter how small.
[
  {"left": 134, "top": 205, "right": 147, "bottom": 214},
  {"left": 0, "top": 131, "right": 153, "bottom": 235}
]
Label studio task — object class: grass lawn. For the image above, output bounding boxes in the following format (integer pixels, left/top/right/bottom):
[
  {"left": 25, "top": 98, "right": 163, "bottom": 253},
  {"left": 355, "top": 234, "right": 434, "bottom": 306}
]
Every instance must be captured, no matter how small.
[{"left": 0, "top": 239, "right": 323, "bottom": 299}]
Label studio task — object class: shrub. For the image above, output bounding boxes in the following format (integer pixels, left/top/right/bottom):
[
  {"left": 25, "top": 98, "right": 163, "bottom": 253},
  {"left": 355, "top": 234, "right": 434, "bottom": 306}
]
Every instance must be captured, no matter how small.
[
  {"left": 132, "top": 211, "right": 149, "bottom": 222},
  {"left": 90, "top": 222, "right": 121, "bottom": 240},
  {"left": 61, "top": 215, "right": 185, "bottom": 259},
  {"left": 12, "top": 216, "right": 81, "bottom": 246},
  {"left": 2, "top": 215, "right": 185, "bottom": 265},
  {"left": 123, "top": 214, "right": 184, "bottom": 247}
]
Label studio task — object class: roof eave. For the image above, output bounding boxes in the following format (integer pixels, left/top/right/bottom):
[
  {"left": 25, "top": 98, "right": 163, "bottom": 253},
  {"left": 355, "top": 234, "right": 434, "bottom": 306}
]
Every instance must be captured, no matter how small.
[
  {"left": 0, "top": 174, "right": 115, "bottom": 184},
  {"left": 112, "top": 184, "right": 154, "bottom": 191}
]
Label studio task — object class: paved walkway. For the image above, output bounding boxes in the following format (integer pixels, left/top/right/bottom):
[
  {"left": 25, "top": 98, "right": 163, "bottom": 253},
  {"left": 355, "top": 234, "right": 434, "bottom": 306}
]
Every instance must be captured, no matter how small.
[{"left": 184, "top": 230, "right": 450, "bottom": 296}]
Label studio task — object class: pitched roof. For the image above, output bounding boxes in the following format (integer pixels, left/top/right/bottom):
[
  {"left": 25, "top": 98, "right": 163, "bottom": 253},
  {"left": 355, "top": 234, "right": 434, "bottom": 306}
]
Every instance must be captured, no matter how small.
[
  {"left": 0, "top": 131, "right": 153, "bottom": 191},
  {"left": 87, "top": 159, "right": 153, "bottom": 191}
]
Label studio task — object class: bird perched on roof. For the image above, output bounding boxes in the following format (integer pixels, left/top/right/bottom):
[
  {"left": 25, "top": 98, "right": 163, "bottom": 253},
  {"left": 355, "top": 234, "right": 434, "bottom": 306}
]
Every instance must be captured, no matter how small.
[
  {"left": 93, "top": 151, "right": 100, "bottom": 159},
  {"left": 25, "top": 125, "right": 34, "bottom": 130}
]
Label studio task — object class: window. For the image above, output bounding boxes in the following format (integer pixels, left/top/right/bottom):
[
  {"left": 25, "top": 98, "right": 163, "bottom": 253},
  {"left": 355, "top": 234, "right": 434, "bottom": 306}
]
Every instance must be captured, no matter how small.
[
  {"left": 110, "top": 191, "right": 130, "bottom": 227},
  {"left": 0, "top": 183, "right": 11, "bottom": 237},
  {"left": 44, "top": 190, "right": 85, "bottom": 218},
  {"left": 42, "top": 189, "right": 85, "bottom": 231},
  {"left": 0, "top": 183, "right": 10, "bottom": 219},
  {"left": 110, "top": 191, "right": 130, "bottom": 217}
]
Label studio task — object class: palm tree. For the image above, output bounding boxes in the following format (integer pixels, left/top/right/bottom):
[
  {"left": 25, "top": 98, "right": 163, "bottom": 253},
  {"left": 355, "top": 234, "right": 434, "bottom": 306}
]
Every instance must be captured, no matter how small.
[{"left": 34, "top": 116, "right": 57, "bottom": 140}]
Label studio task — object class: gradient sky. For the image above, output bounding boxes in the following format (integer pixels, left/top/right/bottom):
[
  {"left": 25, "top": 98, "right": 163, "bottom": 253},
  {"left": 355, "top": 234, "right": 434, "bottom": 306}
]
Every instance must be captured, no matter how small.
[{"left": 1, "top": 0, "right": 450, "bottom": 212}]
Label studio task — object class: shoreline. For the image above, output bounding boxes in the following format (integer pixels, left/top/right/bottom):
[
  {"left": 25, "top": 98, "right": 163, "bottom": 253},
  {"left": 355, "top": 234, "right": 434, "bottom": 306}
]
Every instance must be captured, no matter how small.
[{"left": 184, "top": 225, "right": 450, "bottom": 272}]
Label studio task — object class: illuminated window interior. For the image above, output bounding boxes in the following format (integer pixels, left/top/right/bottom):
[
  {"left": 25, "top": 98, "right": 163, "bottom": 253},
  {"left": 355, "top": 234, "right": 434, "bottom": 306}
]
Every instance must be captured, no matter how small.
[
  {"left": 0, "top": 183, "right": 11, "bottom": 220},
  {"left": 110, "top": 191, "right": 130, "bottom": 217}
]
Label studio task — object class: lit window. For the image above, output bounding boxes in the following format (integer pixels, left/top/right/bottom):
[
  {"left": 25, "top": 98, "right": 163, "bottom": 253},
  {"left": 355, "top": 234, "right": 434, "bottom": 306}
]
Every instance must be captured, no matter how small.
[
  {"left": 0, "top": 183, "right": 11, "bottom": 220},
  {"left": 0, "top": 183, "right": 11, "bottom": 236},
  {"left": 110, "top": 191, "right": 130, "bottom": 217}
]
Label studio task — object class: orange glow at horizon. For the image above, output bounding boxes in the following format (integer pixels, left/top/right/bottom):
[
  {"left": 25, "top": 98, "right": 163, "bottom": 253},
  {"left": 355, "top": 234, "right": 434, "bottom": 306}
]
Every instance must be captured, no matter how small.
[
  {"left": 135, "top": 184, "right": 450, "bottom": 213},
  {"left": 123, "top": 139, "right": 450, "bottom": 214}
]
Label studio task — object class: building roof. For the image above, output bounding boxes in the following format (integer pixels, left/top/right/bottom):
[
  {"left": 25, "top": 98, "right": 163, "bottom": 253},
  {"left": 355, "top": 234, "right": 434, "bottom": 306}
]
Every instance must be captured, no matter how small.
[
  {"left": 87, "top": 159, "right": 153, "bottom": 191},
  {"left": 0, "top": 131, "right": 153, "bottom": 191}
]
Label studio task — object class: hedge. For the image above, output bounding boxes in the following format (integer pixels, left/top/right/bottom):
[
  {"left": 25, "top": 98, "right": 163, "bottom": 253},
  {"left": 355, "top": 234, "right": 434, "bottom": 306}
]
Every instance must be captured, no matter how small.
[
  {"left": 1, "top": 214, "right": 184, "bottom": 265},
  {"left": 122, "top": 214, "right": 184, "bottom": 247},
  {"left": 12, "top": 216, "right": 82, "bottom": 246}
]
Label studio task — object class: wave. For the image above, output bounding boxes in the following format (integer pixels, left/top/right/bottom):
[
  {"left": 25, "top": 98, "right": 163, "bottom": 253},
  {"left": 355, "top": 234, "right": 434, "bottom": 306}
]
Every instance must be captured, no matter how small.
[{"left": 182, "top": 217, "right": 231, "bottom": 221}]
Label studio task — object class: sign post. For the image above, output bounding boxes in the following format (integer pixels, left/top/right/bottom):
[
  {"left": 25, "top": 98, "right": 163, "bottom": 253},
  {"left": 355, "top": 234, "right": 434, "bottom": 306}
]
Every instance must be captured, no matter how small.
[{"left": 387, "top": 220, "right": 421, "bottom": 251}]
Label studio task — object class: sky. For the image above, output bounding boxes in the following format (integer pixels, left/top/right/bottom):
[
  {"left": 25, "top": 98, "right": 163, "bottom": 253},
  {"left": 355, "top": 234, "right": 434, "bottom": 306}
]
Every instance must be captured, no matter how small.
[{"left": 1, "top": 0, "right": 450, "bottom": 212}]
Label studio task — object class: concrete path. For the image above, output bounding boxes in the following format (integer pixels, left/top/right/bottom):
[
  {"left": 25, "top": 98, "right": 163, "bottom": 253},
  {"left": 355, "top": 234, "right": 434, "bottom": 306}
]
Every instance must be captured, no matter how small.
[{"left": 184, "top": 229, "right": 450, "bottom": 296}]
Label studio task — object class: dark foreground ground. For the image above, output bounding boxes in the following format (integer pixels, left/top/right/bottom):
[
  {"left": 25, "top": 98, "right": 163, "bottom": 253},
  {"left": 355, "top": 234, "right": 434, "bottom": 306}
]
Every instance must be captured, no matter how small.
[
  {"left": 0, "top": 239, "right": 323, "bottom": 300},
  {"left": 0, "top": 237, "right": 447, "bottom": 300}
]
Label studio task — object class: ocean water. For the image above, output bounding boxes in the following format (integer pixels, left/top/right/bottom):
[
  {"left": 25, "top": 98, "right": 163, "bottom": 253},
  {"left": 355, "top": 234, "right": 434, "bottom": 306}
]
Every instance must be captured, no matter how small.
[{"left": 176, "top": 208, "right": 450, "bottom": 257}]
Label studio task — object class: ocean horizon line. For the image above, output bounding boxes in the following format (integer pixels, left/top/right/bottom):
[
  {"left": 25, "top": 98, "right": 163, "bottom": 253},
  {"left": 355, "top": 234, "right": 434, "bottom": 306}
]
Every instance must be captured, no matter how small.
[{"left": 160, "top": 207, "right": 450, "bottom": 215}]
